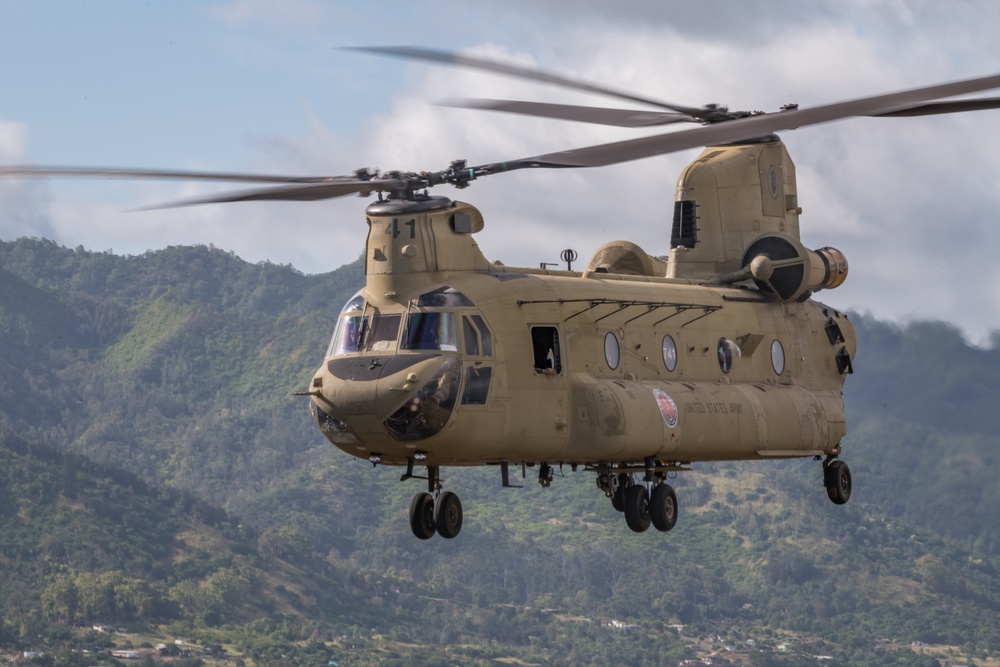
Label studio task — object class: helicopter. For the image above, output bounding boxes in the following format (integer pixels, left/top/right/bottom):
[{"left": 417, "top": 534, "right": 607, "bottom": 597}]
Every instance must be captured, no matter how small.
[{"left": 3, "top": 47, "right": 1000, "bottom": 540}]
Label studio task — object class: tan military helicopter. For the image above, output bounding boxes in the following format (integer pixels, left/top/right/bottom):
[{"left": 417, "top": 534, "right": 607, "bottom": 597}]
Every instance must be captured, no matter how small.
[{"left": 4, "top": 47, "right": 1000, "bottom": 540}]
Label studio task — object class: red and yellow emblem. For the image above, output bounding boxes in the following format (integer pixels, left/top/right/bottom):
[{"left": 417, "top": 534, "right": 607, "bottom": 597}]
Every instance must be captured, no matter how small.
[{"left": 653, "top": 388, "right": 678, "bottom": 428}]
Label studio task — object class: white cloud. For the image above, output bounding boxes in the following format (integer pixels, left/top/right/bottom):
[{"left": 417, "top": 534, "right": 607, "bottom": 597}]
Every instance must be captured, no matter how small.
[
  {"left": 5, "top": 2, "right": 1000, "bottom": 342},
  {"left": 0, "top": 119, "right": 55, "bottom": 241},
  {"left": 321, "top": 20, "right": 1000, "bottom": 340}
]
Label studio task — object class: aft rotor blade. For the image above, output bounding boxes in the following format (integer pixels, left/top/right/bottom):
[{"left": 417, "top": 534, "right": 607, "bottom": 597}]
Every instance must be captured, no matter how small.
[
  {"left": 868, "top": 96, "right": 1000, "bottom": 117},
  {"left": 517, "top": 72, "right": 1000, "bottom": 168},
  {"left": 347, "top": 45, "right": 707, "bottom": 119},
  {"left": 442, "top": 98, "right": 696, "bottom": 127},
  {"left": 0, "top": 165, "right": 339, "bottom": 184}
]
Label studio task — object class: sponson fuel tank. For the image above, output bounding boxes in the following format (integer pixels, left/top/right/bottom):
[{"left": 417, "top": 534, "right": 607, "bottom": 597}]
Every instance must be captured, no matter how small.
[{"left": 564, "top": 376, "right": 844, "bottom": 462}]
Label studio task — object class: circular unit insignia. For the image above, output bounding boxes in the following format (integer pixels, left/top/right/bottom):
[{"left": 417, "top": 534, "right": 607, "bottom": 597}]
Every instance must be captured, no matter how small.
[{"left": 653, "top": 388, "right": 678, "bottom": 428}]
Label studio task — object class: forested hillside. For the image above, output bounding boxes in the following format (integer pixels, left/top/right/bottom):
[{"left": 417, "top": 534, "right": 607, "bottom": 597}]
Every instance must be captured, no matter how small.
[
  {"left": 845, "top": 316, "right": 1000, "bottom": 554},
  {"left": 0, "top": 240, "right": 363, "bottom": 506},
  {"left": 1, "top": 238, "right": 997, "bottom": 667}
]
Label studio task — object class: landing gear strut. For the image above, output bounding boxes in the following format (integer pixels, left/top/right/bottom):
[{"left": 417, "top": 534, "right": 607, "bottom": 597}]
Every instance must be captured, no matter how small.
[
  {"left": 406, "top": 464, "right": 464, "bottom": 539},
  {"left": 538, "top": 463, "right": 554, "bottom": 488}
]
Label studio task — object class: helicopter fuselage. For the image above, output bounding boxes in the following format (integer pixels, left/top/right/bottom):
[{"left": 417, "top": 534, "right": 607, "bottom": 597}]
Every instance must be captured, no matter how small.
[
  {"left": 308, "top": 195, "right": 856, "bottom": 472},
  {"left": 305, "top": 138, "right": 858, "bottom": 537}
]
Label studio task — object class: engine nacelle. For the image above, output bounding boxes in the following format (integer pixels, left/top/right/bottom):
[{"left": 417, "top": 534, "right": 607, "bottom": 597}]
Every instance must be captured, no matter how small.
[
  {"left": 586, "top": 240, "right": 668, "bottom": 277},
  {"left": 740, "top": 233, "right": 848, "bottom": 302}
]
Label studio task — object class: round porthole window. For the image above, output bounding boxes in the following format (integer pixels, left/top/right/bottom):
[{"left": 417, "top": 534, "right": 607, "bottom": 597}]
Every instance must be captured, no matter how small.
[
  {"left": 604, "top": 332, "right": 620, "bottom": 370},
  {"left": 662, "top": 334, "right": 677, "bottom": 372},
  {"left": 771, "top": 339, "right": 785, "bottom": 375},
  {"left": 717, "top": 338, "right": 741, "bottom": 374}
]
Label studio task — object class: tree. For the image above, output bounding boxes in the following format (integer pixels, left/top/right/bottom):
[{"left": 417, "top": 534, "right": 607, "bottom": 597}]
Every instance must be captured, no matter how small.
[{"left": 40, "top": 574, "right": 78, "bottom": 623}]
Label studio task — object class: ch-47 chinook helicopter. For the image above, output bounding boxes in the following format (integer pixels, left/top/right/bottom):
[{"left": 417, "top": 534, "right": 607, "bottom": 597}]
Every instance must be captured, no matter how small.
[{"left": 4, "top": 47, "right": 1000, "bottom": 540}]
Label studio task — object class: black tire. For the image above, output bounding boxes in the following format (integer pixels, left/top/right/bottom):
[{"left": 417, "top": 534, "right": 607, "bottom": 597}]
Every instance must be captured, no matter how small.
[
  {"left": 624, "top": 485, "right": 650, "bottom": 533},
  {"left": 650, "top": 483, "right": 678, "bottom": 532},
  {"left": 825, "top": 460, "right": 852, "bottom": 505},
  {"left": 409, "top": 492, "right": 436, "bottom": 540},
  {"left": 611, "top": 484, "right": 626, "bottom": 512},
  {"left": 610, "top": 473, "right": 630, "bottom": 512},
  {"left": 435, "top": 491, "right": 464, "bottom": 539}
]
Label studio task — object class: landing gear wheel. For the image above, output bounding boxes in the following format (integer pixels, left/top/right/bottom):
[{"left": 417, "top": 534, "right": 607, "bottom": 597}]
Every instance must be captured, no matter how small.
[
  {"left": 825, "top": 460, "right": 852, "bottom": 505},
  {"left": 611, "top": 485, "right": 626, "bottom": 512},
  {"left": 434, "top": 491, "right": 464, "bottom": 539},
  {"left": 624, "top": 485, "right": 651, "bottom": 533},
  {"left": 409, "top": 492, "right": 436, "bottom": 540},
  {"left": 650, "top": 483, "right": 678, "bottom": 532},
  {"left": 610, "top": 473, "right": 630, "bottom": 512}
]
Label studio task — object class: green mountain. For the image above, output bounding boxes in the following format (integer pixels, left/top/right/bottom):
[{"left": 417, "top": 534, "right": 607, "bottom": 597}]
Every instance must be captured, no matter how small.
[
  {"left": 0, "top": 432, "right": 363, "bottom": 657},
  {"left": 1, "top": 237, "right": 998, "bottom": 667},
  {"left": 844, "top": 316, "right": 1000, "bottom": 555}
]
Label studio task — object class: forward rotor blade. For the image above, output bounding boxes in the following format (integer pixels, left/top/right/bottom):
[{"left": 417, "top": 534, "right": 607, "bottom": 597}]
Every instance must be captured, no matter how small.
[
  {"left": 441, "top": 98, "right": 696, "bottom": 127},
  {"left": 0, "top": 165, "right": 339, "bottom": 184},
  {"left": 516, "top": 72, "right": 1000, "bottom": 168},
  {"left": 868, "top": 96, "right": 1000, "bottom": 117},
  {"left": 347, "top": 45, "right": 706, "bottom": 119},
  {"left": 140, "top": 180, "right": 400, "bottom": 209}
]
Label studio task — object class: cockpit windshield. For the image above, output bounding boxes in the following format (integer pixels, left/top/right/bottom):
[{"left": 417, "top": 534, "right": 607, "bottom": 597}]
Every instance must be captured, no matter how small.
[
  {"left": 325, "top": 286, "right": 479, "bottom": 357},
  {"left": 402, "top": 312, "right": 458, "bottom": 352},
  {"left": 367, "top": 314, "right": 401, "bottom": 352}
]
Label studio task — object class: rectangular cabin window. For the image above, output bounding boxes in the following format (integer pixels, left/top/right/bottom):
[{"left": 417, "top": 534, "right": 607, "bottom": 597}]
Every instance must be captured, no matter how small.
[
  {"left": 531, "top": 326, "right": 561, "bottom": 374},
  {"left": 367, "top": 314, "right": 401, "bottom": 352}
]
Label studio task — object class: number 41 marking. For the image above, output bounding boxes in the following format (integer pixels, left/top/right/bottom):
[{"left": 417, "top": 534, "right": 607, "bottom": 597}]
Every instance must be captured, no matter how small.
[{"left": 386, "top": 219, "right": 416, "bottom": 239}]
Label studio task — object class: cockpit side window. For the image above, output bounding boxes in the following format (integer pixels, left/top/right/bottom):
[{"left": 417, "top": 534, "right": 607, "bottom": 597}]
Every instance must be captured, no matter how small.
[
  {"left": 330, "top": 315, "right": 365, "bottom": 356},
  {"left": 463, "top": 317, "right": 480, "bottom": 356},
  {"left": 471, "top": 315, "right": 493, "bottom": 357},
  {"left": 402, "top": 312, "right": 458, "bottom": 352},
  {"left": 462, "top": 314, "right": 495, "bottom": 357},
  {"left": 327, "top": 292, "right": 368, "bottom": 357}
]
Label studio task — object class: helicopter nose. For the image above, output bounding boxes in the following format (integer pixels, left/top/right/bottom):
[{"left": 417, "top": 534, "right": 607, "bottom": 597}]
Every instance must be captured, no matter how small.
[{"left": 315, "top": 353, "right": 450, "bottom": 421}]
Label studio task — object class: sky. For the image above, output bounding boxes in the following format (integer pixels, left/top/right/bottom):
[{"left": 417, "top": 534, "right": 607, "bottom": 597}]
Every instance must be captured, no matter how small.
[{"left": 2, "top": 0, "right": 1000, "bottom": 343}]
